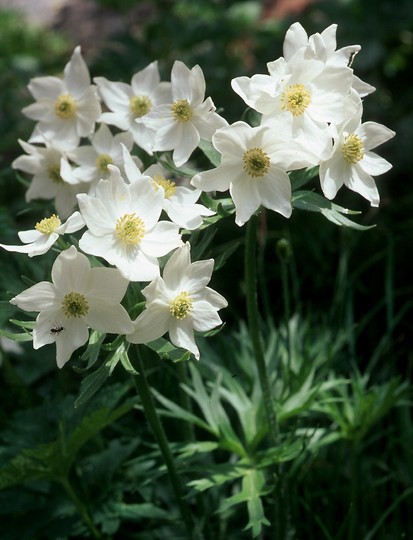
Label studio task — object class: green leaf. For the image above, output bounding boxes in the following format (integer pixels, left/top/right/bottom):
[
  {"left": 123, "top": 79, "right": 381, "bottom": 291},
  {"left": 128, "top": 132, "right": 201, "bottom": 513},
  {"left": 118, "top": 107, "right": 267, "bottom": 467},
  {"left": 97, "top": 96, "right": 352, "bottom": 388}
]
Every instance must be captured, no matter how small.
[
  {"left": 198, "top": 138, "right": 221, "bottom": 167},
  {"left": 290, "top": 166, "right": 319, "bottom": 190},
  {"left": 292, "top": 190, "right": 375, "bottom": 230},
  {"left": 145, "top": 337, "right": 192, "bottom": 362},
  {"left": 0, "top": 328, "right": 32, "bottom": 342},
  {"left": 111, "top": 502, "right": 171, "bottom": 521}
]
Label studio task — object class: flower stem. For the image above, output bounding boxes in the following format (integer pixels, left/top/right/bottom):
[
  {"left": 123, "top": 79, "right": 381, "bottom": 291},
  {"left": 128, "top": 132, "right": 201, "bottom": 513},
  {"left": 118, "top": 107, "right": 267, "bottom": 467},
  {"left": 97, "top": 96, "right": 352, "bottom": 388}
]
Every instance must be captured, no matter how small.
[
  {"left": 245, "top": 214, "right": 278, "bottom": 444},
  {"left": 60, "top": 476, "right": 102, "bottom": 539},
  {"left": 129, "top": 345, "right": 195, "bottom": 539}
]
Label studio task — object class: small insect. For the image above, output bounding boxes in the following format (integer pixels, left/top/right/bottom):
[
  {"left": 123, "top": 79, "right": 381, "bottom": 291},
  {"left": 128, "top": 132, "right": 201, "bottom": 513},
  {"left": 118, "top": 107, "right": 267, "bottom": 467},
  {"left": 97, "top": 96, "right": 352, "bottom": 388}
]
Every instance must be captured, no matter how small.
[{"left": 50, "top": 324, "right": 65, "bottom": 336}]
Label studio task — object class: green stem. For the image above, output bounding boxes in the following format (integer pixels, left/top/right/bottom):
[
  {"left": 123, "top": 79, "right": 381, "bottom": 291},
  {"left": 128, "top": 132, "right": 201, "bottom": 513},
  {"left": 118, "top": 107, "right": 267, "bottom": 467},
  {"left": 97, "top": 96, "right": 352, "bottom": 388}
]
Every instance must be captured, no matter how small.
[
  {"left": 60, "top": 476, "right": 102, "bottom": 539},
  {"left": 279, "top": 256, "right": 292, "bottom": 388},
  {"left": 245, "top": 214, "right": 278, "bottom": 445},
  {"left": 129, "top": 345, "right": 195, "bottom": 539},
  {"left": 246, "top": 215, "right": 286, "bottom": 539}
]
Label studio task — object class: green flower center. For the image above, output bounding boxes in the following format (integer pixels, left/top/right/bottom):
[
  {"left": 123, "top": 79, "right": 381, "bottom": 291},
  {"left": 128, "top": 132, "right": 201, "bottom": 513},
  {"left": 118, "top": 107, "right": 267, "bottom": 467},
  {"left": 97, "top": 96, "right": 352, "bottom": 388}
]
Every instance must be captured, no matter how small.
[
  {"left": 341, "top": 134, "right": 365, "bottom": 164},
  {"left": 243, "top": 148, "right": 270, "bottom": 178},
  {"left": 170, "top": 291, "right": 193, "bottom": 320},
  {"left": 115, "top": 213, "right": 145, "bottom": 245},
  {"left": 153, "top": 175, "right": 177, "bottom": 199},
  {"left": 130, "top": 95, "right": 152, "bottom": 118},
  {"left": 54, "top": 93, "right": 77, "bottom": 119},
  {"left": 61, "top": 291, "right": 89, "bottom": 318},
  {"left": 281, "top": 84, "right": 311, "bottom": 117},
  {"left": 96, "top": 153, "right": 113, "bottom": 173},
  {"left": 35, "top": 214, "right": 61, "bottom": 234},
  {"left": 47, "top": 164, "right": 64, "bottom": 184},
  {"left": 171, "top": 99, "right": 193, "bottom": 122}
]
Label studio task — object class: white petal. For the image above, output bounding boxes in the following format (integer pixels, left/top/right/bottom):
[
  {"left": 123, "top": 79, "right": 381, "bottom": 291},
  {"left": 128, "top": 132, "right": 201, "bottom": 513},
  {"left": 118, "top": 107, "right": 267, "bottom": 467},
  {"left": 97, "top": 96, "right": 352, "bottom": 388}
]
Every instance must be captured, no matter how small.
[
  {"left": 86, "top": 303, "right": 134, "bottom": 335},
  {"left": 64, "top": 46, "right": 91, "bottom": 96},
  {"left": 230, "top": 173, "right": 261, "bottom": 227},
  {"left": 51, "top": 246, "right": 91, "bottom": 293},
  {"left": 192, "top": 300, "right": 223, "bottom": 332},
  {"left": 10, "top": 282, "right": 57, "bottom": 312},
  {"left": 257, "top": 167, "right": 292, "bottom": 218},
  {"left": 345, "top": 165, "right": 380, "bottom": 206},
  {"left": 169, "top": 318, "right": 199, "bottom": 359},
  {"left": 357, "top": 122, "right": 395, "bottom": 151},
  {"left": 55, "top": 317, "right": 89, "bottom": 368},
  {"left": 361, "top": 152, "right": 392, "bottom": 176},
  {"left": 141, "top": 221, "right": 182, "bottom": 258},
  {"left": 127, "top": 304, "right": 170, "bottom": 344}
]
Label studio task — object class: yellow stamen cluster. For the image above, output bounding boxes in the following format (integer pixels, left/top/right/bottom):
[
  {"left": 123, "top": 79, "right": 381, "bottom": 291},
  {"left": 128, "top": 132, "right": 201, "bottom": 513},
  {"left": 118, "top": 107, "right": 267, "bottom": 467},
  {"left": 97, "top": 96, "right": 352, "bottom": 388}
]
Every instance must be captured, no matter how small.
[
  {"left": 62, "top": 291, "right": 89, "bottom": 318},
  {"left": 171, "top": 99, "right": 193, "bottom": 122},
  {"left": 281, "top": 84, "right": 311, "bottom": 117},
  {"left": 96, "top": 153, "right": 113, "bottom": 172},
  {"left": 54, "top": 93, "right": 77, "bottom": 119},
  {"left": 153, "top": 175, "right": 177, "bottom": 199},
  {"left": 129, "top": 95, "right": 152, "bottom": 118},
  {"left": 35, "top": 214, "right": 61, "bottom": 234},
  {"left": 341, "top": 134, "right": 365, "bottom": 164},
  {"left": 115, "top": 213, "right": 145, "bottom": 245},
  {"left": 170, "top": 291, "right": 193, "bottom": 320},
  {"left": 243, "top": 148, "right": 270, "bottom": 178}
]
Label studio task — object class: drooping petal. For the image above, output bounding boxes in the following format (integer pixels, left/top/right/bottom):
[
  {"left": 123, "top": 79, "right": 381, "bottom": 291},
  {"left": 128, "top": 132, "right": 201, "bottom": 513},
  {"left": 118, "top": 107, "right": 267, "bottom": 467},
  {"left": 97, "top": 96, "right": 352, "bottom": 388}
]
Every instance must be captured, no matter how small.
[
  {"left": 169, "top": 317, "right": 199, "bottom": 359},
  {"left": 55, "top": 316, "right": 89, "bottom": 368},
  {"left": 344, "top": 164, "right": 380, "bottom": 207}
]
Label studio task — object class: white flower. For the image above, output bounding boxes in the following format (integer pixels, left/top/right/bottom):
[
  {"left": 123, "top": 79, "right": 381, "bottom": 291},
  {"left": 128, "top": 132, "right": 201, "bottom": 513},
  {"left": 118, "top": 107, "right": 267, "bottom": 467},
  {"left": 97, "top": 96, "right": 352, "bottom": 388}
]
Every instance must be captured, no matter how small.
[
  {"left": 64, "top": 123, "right": 139, "bottom": 188},
  {"left": 127, "top": 242, "right": 227, "bottom": 359},
  {"left": 10, "top": 246, "right": 133, "bottom": 368},
  {"left": 119, "top": 145, "right": 214, "bottom": 230},
  {"left": 231, "top": 37, "right": 360, "bottom": 159},
  {"left": 12, "top": 139, "right": 88, "bottom": 219},
  {"left": 95, "top": 61, "right": 171, "bottom": 154},
  {"left": 77, "top": 171, "right": 182, "bottom": 282},
  {"left": 22, "top": 47, "right": 101, "bottom": 151},
  {"left": 191, "top": 121, "right": 302, "bottom": 226},
  {"left": 319, "top": 109, "right": 395, "bottom": 206},
  {"left": 282, "top": 22, "right": 375, "bottom": 97},
  {"left": 0, "top": 212, "right": 84, "bottom": 257},
  {"left": 145, "top": 163, "right": 215, "bottom": 230},
  {"left": 148, "top": 60, "right": 228, "bottom": 167}
]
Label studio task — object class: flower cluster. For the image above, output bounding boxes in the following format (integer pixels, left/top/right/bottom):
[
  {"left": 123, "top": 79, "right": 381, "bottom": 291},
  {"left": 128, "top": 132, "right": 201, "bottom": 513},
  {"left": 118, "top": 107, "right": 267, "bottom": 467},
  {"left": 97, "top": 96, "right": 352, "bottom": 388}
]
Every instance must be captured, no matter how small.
[{"left": 2, "top": 23, "right": 394, "bottom": 368}]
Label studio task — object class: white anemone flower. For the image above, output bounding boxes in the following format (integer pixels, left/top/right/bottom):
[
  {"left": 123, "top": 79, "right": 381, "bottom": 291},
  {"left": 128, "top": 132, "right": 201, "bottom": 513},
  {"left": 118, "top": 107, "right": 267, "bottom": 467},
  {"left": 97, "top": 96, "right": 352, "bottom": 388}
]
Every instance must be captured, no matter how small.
[
  {"left": 319, "top": 109, "right": 395, "bottom": 206},
  {"left": 94, "top": 61, "right": 171, "bottom": 154},
  {"left": 144, "top": 163, "right": 215, "bottom": 230},
  {"left": 127, "top": 242, "right": 227, "bottom": 360},
  {"left": 282, "top": 22, "right": 375, "bottom": 97},
  {"left": 0, "top": 212, "right": 84, "bottom": 257},
  {"left": 148, "top": 60, "right": 228, "bottom": 167},
  {"left": 191, "top": 121, "right": 310, "bottom": 226},
  {"left": 77, "top": 171, "right": 182, "bottom": 282},
  {"left": 10, "top": 246, "right": 134, "bottom": 368},
  {"left": 119, "top": 145, "right": 214, "bottom": 230},
  {"left": 12, "top": 139, "right": 88, "bottom": 219},
  {"left": 64, "top": 123, "right": 139, "bottom": 188},
  {"left": 22, "top": 47, "right": 101, "bottom": 151},
  {"left": 231, "top": 41, "right": 360, "bottom": 159}
]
